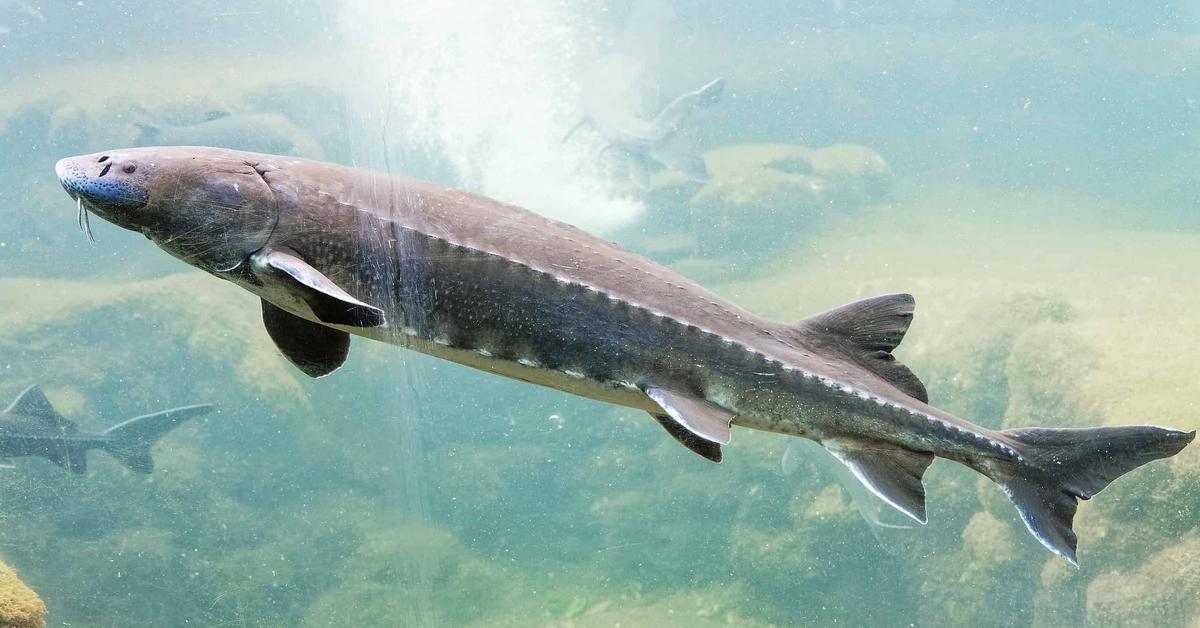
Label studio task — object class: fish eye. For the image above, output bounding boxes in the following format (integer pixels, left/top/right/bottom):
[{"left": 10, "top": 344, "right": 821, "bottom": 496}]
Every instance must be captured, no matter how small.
[{"left": 123, "top": 164, "right": 137, "bottom": 174}]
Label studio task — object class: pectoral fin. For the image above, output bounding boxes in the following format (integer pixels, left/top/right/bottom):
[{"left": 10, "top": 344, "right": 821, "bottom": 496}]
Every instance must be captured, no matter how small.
[
  {"left": 651, "top": 414, "right": 724, "bottom": 462},
  {"left": 642, "top": 384, "right": 735, "bottom": 463},
  {"left": 250, "top": 248, "right": 385, "bottom": 328},
  {"left": 261, "top": 300, "right": 351, "bottom": 378}
]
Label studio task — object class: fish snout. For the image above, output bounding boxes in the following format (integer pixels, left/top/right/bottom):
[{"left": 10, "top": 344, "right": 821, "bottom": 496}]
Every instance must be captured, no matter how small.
[
  {"left": 55, "top": 157, "right": 84, "bottom": 200},
  {"left": 55, "top": 152, "right": 150, "bottom": 213}
]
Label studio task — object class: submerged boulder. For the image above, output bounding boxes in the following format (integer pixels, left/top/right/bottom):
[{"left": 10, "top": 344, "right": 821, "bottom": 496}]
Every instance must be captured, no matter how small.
[
  {"left": 1086, "top": 532, "right": 1200, "bottom": 627},
  {"left": 0, "top": 558, "right": 46, "bottom": 628},
  {"left": 687, "top": 143, "right": 892, "bottom": 261}
]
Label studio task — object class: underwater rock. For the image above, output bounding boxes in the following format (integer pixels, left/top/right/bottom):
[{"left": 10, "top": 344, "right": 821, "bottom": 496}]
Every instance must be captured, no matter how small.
[
  {"left": 915, "top": 289, "right": 1075, "bottom": 423},
  {"left": 1032, "top": 558, "right": 1086, "bottom": 628},
  {"left": 0, "top": 53, "right": 340, "bottom": 148},
  {"left": 0, "top": 558, "right": 46, "bottom": 628},
  {"left": 961, "top": 511, "right": 1016, "bottom": 565},
  {"left": 1002, "top": 322, "right": 1100, "bottom": 430},
  {"left": 1086, "top": 532, "right": 1200, "bottom": 628},
  {"left": 916, "top": 511, "right": 1035, "bottom": 627},
  {"left": 0, "top": 274, "right": 306, "bottom": 403},
  {"left": 302, "top": 519, "right": 504, "bottom": 627},
  {"left": 687, "top": 143, "right": 892, "bottom": 262}
]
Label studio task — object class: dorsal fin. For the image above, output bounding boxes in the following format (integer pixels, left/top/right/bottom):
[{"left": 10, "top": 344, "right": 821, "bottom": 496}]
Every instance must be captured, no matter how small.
[
  {"left": 794, "top": 293, "right": 928, "bottom": 403},
  {"left": 4, "top": 385, "right": 76, "bottom": 432}
]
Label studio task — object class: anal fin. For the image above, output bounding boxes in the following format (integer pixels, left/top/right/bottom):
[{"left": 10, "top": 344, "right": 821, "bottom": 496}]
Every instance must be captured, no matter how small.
[{"left": 823, "top": 438, "right": 934, "bottom": 525}]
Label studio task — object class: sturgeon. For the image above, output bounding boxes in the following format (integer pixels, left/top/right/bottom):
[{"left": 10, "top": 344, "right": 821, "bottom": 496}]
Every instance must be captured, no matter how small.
[
  {"left": 55, "top": 147, "right": 1193, "bottom": 564},
  {"left": 0, "top": 384, "right": 211, "bottom": 474}
]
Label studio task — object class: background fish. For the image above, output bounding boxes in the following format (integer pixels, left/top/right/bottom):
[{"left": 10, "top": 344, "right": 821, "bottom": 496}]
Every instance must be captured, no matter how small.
[{"left": 0, "top": 385, "right": 212, "bottom": 474}]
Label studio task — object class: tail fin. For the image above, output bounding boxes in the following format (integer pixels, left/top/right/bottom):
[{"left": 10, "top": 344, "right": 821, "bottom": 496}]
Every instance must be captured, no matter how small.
[
  {"left": 993, "top": 424, "right": 1194, "bottom": 565},
  {"left": 102, "top": 404, "right": 213, "bottom": 473}
]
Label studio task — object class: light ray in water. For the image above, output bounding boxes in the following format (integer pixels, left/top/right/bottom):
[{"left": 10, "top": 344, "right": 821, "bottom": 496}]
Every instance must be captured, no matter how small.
[{"left": 76, "top": 196, "right": 96, "bottom": 245}]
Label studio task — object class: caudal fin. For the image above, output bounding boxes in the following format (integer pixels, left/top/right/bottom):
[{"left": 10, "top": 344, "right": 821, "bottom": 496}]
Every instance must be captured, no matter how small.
[
  {"left": 102, "top": 404, "right": 213, "bottom": 473},
  {"left": 993, "top": 424, "right": 1194, "bottom": 565}
]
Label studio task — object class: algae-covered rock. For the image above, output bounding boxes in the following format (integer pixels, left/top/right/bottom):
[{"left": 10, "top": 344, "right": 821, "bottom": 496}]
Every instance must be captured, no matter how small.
[
  {"left": 0, "top": 273, "right": 305, "bottom": 403},
  {"left": 1086, "top": 532, "right": 1200, "bottom": 627},
  {"left": 302, "top": 519, "right": 504, "bottom": 627},
  {"left": 0, "top": 558, "right": 46, "bottom": 628},
  {"left": 687, "top": 143, "right": 892, "bottom": 260}
]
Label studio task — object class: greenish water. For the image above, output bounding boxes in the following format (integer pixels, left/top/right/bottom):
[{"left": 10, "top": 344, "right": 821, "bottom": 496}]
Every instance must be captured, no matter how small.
[{"left": 1, "top": 1, "right": 1198, "bottom": 626}]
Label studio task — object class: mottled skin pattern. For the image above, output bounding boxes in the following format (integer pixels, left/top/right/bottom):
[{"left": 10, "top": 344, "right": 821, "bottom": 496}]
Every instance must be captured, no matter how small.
[{"left": 55, "top": 147, "right": 1194, "bottom": 564}]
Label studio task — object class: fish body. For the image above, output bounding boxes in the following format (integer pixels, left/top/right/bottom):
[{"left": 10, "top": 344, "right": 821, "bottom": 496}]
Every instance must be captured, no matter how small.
[
  {"left": 571, "top": 75, "right": 724, "bottom": 186},
  {"left": 55, "top": 147, "right": 1194, "bottom": 563},
  {"left": 0, "top": 385, "right": 211, "bottom": 474},
  {"left": 132, "top": 111, "right": 326, "bottom": 160}
]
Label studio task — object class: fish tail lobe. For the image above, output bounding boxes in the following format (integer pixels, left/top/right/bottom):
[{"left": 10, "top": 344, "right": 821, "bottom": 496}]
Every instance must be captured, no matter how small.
[
  {"left": 989, "top": 424, "right": 1194, "bottom": 566},
  {"left": 101, "top": 404, "right": 213, "bottom": 474}
]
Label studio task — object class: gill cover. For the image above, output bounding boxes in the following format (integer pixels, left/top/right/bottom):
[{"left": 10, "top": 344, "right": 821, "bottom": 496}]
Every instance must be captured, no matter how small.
[{"left": 141, "top": 152, "right": 278, "bottom": 272}]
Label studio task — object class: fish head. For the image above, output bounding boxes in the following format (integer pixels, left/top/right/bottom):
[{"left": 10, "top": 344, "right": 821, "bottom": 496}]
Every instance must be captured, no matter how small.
[{"left": 56, "top": 146, "right": 277, "bottom": 272}]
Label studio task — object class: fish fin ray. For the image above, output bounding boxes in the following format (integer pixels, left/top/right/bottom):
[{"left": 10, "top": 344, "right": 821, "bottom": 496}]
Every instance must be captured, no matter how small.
[
  {"left": 795, "top": 293, "right": 928, "bottom": 402},
  {"left": 823, "top": 438, "right": 933, "bottom": 524},
  {"left": 988, "top": 424, "right": 1194, "bottom": 566},
  {"left": 261, "top": 300, "right": 351, "bottom": 378},
  {"left": 642, "top": 384, "right": 734, "bottom": 447},
  {"left": 251, "top": 248, "right": 385, "bottom": 328}
]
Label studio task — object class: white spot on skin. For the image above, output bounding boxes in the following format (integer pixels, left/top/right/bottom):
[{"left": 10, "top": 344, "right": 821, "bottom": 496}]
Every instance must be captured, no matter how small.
[
  {"left": 477, "top": 348, "right": 494, "bottom": 358},
  {"left": 563, "top": 369, "right": 586, "bottom": 379},
  {"left": 518, "top": 358, "right": 539, "bottom": 368},
  {"left": 433, "top": 335, "right": 451, "bottom": 346}
]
